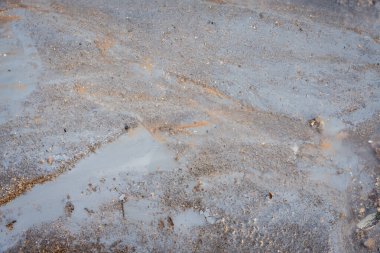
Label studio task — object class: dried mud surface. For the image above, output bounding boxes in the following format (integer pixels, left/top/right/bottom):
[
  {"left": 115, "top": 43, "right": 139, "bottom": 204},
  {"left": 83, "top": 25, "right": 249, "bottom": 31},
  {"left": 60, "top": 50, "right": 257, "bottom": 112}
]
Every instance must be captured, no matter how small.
[{"left": 0, "top": 0, "right": 379, "bottom": 252}]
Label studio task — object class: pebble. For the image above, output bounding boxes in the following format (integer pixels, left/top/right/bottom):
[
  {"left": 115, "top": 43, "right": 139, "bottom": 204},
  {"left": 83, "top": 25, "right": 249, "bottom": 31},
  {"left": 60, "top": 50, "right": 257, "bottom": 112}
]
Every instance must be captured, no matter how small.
[
  {"left": 119, "top": 194, "right": 126, "bottom": 202},
  {"left": 364, "top": 238, "right": 376, "bottom": 250},
  {"left": 357, "top": 213, "right": 377, "bottom": 229},
  {"left": 309, "top": 116, "right": 324, "bottom": 133},
  {"left": 47, "top": 157, "right": 54, "bottom": 165},
  {"left": 64, "top": 201, "right": 75, "bottom": 216}
]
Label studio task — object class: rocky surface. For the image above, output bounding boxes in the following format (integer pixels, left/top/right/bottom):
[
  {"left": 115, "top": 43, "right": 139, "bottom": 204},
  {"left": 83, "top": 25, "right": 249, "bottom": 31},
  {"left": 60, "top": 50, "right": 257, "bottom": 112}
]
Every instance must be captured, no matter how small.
[{"left": 0, "top": 0, "right": 379, "bottom": 252}]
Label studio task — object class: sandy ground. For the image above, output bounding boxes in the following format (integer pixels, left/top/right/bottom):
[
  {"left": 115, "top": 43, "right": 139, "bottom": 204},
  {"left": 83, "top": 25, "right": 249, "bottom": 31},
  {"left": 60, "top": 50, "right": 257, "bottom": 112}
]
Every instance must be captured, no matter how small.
[{"left": 0, "top": 0, "right": 379, "bottom": 252}]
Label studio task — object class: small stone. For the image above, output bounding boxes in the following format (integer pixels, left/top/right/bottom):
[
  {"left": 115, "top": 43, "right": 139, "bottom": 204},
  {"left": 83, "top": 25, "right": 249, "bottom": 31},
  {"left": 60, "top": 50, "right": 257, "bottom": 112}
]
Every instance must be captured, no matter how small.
[
  {"left": 158, "top": 219, "right": 165, "bottom": 230},
  {"left": 167, "top": 216, "right": 174, "bottom": 229},
  {"left": 192, "top": 181, "right": 203, "bottom": 192},
  {"left": 84, "top": 207, "right": 94, "bottom": 215},
  {"left": 119, "top": 194, "right": 126, "bottom": 202},
  {"left": 47, "top": 157, "right": 54, "bottom": 165},
  {"left": 64, "top": 201, "right": 75, "bottom": 217},
  {"left": 6, "top": 220, "right": 16, "bottom": 231},
  {"left": 206, "top": 215, "right": 216, "bottom": 224},
  {"left": 364, "top": 238, "right": 376, "bottom": 250},
  {"left": 309, "top": 116, "right": 324, "bottom": 133},
  {"left": 357, "top": 212, "right": 377, "bottom": 229}
]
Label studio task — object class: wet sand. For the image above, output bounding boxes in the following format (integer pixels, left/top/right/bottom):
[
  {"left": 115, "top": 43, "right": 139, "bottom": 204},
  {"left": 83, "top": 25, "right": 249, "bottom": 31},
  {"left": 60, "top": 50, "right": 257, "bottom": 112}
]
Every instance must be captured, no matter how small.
[{"left": 0, "top": 0, "right": 379, "bottom": 252}]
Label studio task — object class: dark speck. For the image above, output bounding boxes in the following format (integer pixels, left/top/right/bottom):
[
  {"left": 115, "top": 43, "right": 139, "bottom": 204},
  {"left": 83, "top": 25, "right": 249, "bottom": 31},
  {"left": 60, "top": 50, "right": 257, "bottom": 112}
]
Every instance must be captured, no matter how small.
[
  {"left": 124, "top": 124, "right": 130, "bottom": 131},
  {"left": 167, "top": 216, "right": 174, "bottom": 228},
  {"left": 64, "top": 128, "right": 67, "bottom": 133}
]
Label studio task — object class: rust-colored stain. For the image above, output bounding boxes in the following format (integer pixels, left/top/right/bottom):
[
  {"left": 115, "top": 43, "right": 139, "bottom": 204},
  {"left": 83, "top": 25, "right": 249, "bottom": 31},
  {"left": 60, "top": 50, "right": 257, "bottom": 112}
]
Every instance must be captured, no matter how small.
[
  {"left": 145, "top": 126, "right": 166, "bottom": 143},
  {"left": 320, "top": 139, "right": 332, "bottom": 150},
  {"left": 0, "top": 8, "right": 20, "bottom": 24},
  {"left": 0, "top": 14, "right": 20, "bottom": 24},
  {"left": 74, "top": 83, "right": 87, "bottom": 94},
  {"left": 0, "top": 0, "right": 28, "bottom": 22},
  {"left": 175, "top": 73, "right": 228, "bottom": 99},
  {"left": 157, "top": 121, "right": 209, "bottom": 133},
  {"left": 202, "top": 86, "right": 227, "bottom": 98},
  {"left": 95, "top": 35, "right": 115, "bottom": 57},
  {"left": 145, "top": 121, "right": 209, "bottom": 141},
  {"left": 176, "top": 121, "right": 209, "bottom": 130}
]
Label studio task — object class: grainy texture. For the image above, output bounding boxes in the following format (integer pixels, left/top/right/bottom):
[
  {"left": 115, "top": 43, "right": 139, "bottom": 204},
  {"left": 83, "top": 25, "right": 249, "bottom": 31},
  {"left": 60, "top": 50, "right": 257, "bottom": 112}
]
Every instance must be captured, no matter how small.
[{"left": 0, "top": 0, "right": 379, "bottom": 252}]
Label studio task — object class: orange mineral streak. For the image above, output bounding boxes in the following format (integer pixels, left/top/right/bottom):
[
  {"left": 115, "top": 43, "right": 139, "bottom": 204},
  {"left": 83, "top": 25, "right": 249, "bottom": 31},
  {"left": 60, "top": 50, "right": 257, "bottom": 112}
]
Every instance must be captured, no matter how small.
[
  {"left": 174, "top": 73, "right": 228, "bottom": 99},
  {"left": 73, "top": 83, "right": 87, "bottom": 94},
  {"left": 320, "top": 139, "right": 332, "bottom": 150},
  {"left": 0, "top": 14, "right": 20, "bottom": 24},
  {"left": 145, "top": 121, "right": 209, "bottom": 143},
  {"left": 176, "top": 121, "right": 209, "bottom": 130}
]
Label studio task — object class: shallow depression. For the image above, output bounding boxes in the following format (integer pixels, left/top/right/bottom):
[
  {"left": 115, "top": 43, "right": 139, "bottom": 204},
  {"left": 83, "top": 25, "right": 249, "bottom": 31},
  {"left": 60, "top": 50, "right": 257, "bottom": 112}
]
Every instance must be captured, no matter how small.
[
  {"left": 0, "top": 11, "right": 42, "bottom": 124},
  {"left": 0, "top": 127, "right": 176, "bottom": 250}
]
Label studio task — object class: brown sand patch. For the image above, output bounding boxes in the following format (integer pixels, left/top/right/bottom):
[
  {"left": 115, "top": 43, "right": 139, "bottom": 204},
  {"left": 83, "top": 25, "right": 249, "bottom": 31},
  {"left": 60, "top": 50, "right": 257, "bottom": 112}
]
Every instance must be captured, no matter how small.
[
  {"left": 176, "top": 121, "right": 209, "bottom": 130},
  {"left": 74, "top": 83, "right": 87, "bottom": 95},
  {"left": 145, "top": 121, "right": 209, "bottom": 142},
  {"left": 95, "top": 35, "right": 115, "bottom": 57},
  {"left": 320, "top": 139, "right": 332, "bottom": 150},
  {"left": 0, "top": 13, "right": 20, "bottom": 24},
  {"left": 202, "top": 86, "right": 227, "bottom": 98}
]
